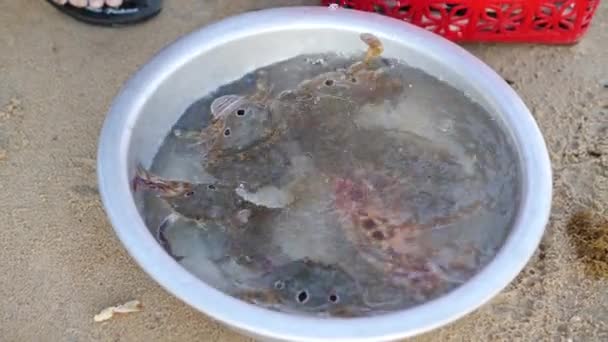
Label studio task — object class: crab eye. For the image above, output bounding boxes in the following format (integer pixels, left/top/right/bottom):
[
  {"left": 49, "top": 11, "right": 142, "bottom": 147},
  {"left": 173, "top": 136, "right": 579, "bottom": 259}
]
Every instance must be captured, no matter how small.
[
  {"left": 371, "top": 230, "right": 385, "bottom": 240},
  {"left": 236, "top": 109, "right": 245, "bottom": 116},
  {"left": 328, "top": 293, "right": 339, "bottom": 303},
  {"left": 207, "top": 184, "right": 216, "bottom": 190},
  {"left": 324, "top": 79, "right": 334, "bottom": 86},
  {"left": 184, "top": 191, "right": 194, "bottom": 197},
  {"left": 224, "top": 128, "right": 231, "bottom": 136},
  {"left": 362, "top": 218, "right": 376, "bottom": 230},
  {"left": 296, "top": 290, "right": 309, "bottom": 304}
]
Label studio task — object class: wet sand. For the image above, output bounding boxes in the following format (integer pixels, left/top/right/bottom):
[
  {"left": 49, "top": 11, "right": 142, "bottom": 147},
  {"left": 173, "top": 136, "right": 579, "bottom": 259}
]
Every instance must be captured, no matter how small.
[{"left": 0, "top": 1, "right": 606, "bottom": 341}]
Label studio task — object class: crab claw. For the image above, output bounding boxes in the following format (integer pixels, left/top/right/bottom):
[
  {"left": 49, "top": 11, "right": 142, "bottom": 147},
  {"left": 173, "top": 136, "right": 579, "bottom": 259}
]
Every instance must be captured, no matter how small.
[
  {"left": 157, "top": 213, "right": 185, "bottom": 261},
  {"left": 359, "top": 33, "right": 384, "bottom": 65},
  {"left": 132, "top": 163, "right": 192, "bottom": 197}
]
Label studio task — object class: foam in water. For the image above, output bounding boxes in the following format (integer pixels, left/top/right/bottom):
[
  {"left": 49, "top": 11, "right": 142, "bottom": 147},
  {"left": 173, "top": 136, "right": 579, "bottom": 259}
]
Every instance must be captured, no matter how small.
[{"left": 135, "top": 47, "right": 520, "bottom": 317}]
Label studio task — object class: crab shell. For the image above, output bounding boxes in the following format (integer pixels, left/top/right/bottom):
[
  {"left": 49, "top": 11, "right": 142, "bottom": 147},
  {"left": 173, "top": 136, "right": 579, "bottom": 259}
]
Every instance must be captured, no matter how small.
[{"left": 332, "top": 173, "right": 482, "bottom": 296}]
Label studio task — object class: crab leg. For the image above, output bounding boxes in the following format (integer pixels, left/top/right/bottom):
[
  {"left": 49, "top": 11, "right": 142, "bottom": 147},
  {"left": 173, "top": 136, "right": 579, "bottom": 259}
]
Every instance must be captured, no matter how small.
[
  {"left": 172, "top": 128, "right": 204, "bottom": 140},
  {"left": 132, "top": 163, "right": 192, "bottom": 197},
  {"left": 235, "top": 288, "right": 282, "bottom": 306},
  {"left": 248, "top": 70, "right": 274, "bottom": 105},
  {"left": 417, "top": 200, "right": 483, "bottom": 230}
]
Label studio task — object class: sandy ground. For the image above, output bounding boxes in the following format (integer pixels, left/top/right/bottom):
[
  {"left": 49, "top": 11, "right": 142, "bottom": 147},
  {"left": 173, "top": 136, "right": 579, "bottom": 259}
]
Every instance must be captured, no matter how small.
[{"left": 1, "top": 1, "right": 607, "bottom": 341}]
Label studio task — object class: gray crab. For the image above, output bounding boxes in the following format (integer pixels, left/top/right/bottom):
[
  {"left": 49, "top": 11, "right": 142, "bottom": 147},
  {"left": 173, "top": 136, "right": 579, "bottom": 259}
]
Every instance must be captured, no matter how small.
[
  {"left": 133, "top": 163, "right": 280, "bottom": 259},
  {"left": 234, "top": 258, "right": 371, "bottom": 317},
  {"left": 203, "top": 33, "right": 398, "bottom": 156},
  {"left": 185, "top": 32, "right": 405, "bottom": 193}
]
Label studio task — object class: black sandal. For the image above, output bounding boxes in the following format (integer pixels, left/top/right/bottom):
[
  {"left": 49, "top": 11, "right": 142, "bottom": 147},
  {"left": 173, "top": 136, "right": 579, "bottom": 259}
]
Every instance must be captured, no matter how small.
[{"left": 46, "top": 0, "right": 162, "bottom": 27}]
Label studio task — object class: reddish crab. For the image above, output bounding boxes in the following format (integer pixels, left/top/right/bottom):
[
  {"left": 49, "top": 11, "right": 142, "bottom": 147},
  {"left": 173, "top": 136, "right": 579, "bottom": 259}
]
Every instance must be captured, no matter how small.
[{"left": 331, "top": 169, "right": 483, "bottom": 298}]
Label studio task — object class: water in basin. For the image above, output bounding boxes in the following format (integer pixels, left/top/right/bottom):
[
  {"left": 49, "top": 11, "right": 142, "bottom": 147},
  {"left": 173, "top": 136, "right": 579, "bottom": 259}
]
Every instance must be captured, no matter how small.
[{"left": 134, "top": 36, "right": 520, "bottom": 317}]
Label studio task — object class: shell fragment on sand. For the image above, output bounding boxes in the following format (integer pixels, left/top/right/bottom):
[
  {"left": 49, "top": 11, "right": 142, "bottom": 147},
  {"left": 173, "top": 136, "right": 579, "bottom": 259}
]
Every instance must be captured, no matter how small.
[{"left": 93, "top": 300, "right": 143, "bottom": 322}]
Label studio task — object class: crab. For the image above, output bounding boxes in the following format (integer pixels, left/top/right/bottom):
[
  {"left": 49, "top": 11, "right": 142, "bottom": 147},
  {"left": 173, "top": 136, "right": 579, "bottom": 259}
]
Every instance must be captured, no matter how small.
[
  {"left": 133, "top": 163, "right": 281, "bottom": 259},
  {"left": 234, "top": 258, "right": 371, "bottom": 317},
  {"left": 267, "top": 33, "right": 403, "bottom": 171},
  {"left": 331, "top": 167, "right": 484, "bottom": 299},
  {"left": 175, "top": 32, "right": 405, "bottom": 193}
]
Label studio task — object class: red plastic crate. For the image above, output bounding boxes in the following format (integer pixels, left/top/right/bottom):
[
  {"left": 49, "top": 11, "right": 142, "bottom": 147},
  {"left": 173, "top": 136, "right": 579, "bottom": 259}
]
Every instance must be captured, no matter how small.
[{"left": 321, "top": 0, "right": 601, "bottom": 43}]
